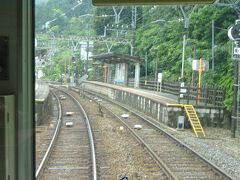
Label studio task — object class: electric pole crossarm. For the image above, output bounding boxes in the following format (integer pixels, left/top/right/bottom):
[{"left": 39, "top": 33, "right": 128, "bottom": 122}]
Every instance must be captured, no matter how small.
[{"left": 112, "top": 6, "right": 124, "bottom": 24}]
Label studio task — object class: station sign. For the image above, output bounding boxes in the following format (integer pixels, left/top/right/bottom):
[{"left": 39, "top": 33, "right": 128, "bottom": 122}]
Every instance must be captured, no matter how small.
[
  {"left": 192, "top": 59, "right": 209, "bottom": 72},
  {"left": 234, "top": 47, "right": 240, "bottom": 55},
  {"left": 157, "top": 73, "right": 162, "bottom": 83}
]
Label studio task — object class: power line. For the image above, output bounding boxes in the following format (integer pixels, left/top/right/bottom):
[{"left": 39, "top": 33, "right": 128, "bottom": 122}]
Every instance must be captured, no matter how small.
[{"left": 43, "top": 1, "right": 83, "bottom": 29}]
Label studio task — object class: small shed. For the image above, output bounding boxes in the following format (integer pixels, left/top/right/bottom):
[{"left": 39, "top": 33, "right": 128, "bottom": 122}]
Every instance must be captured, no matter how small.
[{"left": 91, "top": 52, "right": 141, "bottom": 88}]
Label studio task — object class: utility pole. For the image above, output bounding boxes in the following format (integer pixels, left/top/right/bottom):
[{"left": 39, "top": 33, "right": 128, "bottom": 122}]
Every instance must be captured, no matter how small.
[
  {"left": 212, "top": 19, "right": 215, "bottom": 71},
  {"left": 232, "top": 55, "right": 238, "bottom": 138},
  {"left": 179, "top": 5, "right": 197, "bottom": 82},
  {"left": 155, "top": 52, "right": 159, "bottom": 82},
  {"left": 145, "top": 51, "right": 148, "bottom": 79},
  {"left": 181, "top": 32, "right": 186, "bottom": 80},
  {"left": 113, "top": 6, "right": 124, "bottom": 24},
  {"left": 180, "top": 6, "right": 188, "bottom": 82},
  {"left": 103, "top": 7, "right": 133, "bottom": 54},
  {"left": 46, "top": 32, "right": 57, "bottom": 79},
  {"left": 86, "top": 23, "right": 90, "bottom": 75},
  {"left": 113, "top": 6, "right": 124, "bottom": 38},
  {"left": 131, "top": 6, "right": 137, "bottom": 56}
]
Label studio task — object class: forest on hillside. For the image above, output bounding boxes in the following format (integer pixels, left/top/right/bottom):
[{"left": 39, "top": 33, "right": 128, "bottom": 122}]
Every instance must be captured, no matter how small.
[{"left": 35, "top": 0, "right": 239, "bottom": 110}]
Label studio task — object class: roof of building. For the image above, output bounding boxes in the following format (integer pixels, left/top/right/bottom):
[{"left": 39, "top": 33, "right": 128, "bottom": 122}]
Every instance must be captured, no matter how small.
[{"left": 91, "top": 52, "right": 141, "bottom": 64}]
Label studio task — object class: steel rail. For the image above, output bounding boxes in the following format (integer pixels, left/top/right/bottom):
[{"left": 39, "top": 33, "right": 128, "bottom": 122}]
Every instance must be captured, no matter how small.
[
  {"left": 80, "top": 87, "right": 234, "bottom": 180},
  {"left": 35, "top": 90, "right": 62, "bottom": 180},
  {"left": 59, "top": 88, "right": 97, "bottom": 180},
  {"left": 69, "top": 87, "right": 178, "bottom": 180},
  {"left": 69, "top": 86, "right": 177, "bottom": 179},
  {"left": 96, "top": 98, "right": 179, "bottom": 180}
]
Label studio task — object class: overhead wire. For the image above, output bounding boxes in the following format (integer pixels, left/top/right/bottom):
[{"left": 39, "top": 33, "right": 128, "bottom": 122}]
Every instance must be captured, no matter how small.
[{"left": 44, "top": 0, "right": 83, "bottom": 29}]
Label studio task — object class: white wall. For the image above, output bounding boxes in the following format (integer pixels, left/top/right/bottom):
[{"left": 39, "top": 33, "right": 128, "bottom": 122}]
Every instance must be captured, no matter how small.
[{"left": 114, "top": 63, "right": 128, "bottom": 85}]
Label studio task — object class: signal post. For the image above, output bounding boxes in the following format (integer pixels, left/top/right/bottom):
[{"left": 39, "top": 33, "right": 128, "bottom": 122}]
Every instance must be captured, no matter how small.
[{"left": 228, "top": 19, "right": 240, "bottom": 138}]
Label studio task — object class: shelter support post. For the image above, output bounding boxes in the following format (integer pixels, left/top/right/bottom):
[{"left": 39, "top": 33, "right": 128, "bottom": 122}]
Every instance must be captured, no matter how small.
[
  {"left": 104, "top": 63, "right": 108, "bottom": 83},
  {"left": 134, "top": 62, "right": 140, "bottom": 88}
]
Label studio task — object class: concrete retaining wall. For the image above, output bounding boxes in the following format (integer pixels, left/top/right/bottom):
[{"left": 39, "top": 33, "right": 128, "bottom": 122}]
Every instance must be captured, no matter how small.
[{"left": 81, "top": 82, "right": 226, "bottom": 128}]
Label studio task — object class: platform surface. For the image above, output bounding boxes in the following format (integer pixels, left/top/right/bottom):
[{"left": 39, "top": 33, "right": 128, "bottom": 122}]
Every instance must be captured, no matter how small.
[
  {"left": 86, "top": 81, "right": 178, "bottom": 105},
  {"left": 86, "top": 81, "right": 223, "bottom": 108}
]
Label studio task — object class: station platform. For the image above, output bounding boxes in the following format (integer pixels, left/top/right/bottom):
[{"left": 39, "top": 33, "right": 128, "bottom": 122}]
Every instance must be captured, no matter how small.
[
  {"left": 35, "top": 81, "right": 49, "bottom": 103},
  {"left": 35, "top": 81, "right": 50, "bottom": 125},
  {"left": 84, "top": 81, "right": 224, "bottom": 107},
  {"left": 81, "top": 81, "right": 227, "bottom": 130},
  {"left": 85, "top": 81, "right": 178, "bottom": 105}
]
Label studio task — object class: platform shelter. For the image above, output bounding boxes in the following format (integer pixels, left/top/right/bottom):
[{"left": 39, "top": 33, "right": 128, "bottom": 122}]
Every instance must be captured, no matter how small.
[{"left": 91, "top": 52, "right": 141, "bottom": 88}]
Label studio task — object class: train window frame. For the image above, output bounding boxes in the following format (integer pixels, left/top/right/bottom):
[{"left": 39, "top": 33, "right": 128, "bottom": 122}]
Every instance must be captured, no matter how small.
[
  {"left": 92, "top": 0, "right": 215, "bottom": 6},
  {"left": 32, "top": 0, "right": 220, "bottom": 180}
]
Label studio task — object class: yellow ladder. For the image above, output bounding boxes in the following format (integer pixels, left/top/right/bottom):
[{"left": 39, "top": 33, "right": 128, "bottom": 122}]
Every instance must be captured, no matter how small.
[{"left": 184, "top": 105, "right": 206, "bottom": 138}]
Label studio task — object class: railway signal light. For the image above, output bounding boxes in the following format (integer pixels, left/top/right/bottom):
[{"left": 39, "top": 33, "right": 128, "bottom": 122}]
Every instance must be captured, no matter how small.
[{"left": 228, "top": 20, "right": 240, "bottom": 41}]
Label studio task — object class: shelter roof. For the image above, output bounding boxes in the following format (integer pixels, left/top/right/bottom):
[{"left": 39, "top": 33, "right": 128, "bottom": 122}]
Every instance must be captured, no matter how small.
[{"left": 91, "top": 52, "right": 141, "bottom": 64}]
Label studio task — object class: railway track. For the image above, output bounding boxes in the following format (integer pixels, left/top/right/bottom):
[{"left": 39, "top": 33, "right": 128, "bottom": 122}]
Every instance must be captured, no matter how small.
[
  {"left": 36, "top": 87, "right": 97, "bottom": 180},
  {"left": 71, "top": 86, "right": 233, "bottom": 180},
  {"left": 66, "top": 87, "right": 171, "bottom": 179},
  {"left": 36, "top": 91, "right": 60, "bottom": 170},
  {"left": 37, "top": 85, "right": 174, "bottom": 179}
]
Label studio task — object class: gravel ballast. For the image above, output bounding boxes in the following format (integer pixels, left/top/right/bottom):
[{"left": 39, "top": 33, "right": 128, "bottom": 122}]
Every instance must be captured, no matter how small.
[{"left": 170, "top": 127, "right": 240, "bottom": 179}]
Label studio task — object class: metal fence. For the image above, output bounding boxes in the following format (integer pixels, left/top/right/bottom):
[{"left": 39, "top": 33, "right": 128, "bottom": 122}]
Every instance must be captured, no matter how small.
[{"left": 128, "top": 79, "right": 225, "bottom": 107}]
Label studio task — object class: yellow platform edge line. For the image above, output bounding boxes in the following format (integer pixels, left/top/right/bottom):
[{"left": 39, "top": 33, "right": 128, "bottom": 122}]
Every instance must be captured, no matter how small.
[{"left": 167, "top": 103, "right": 184, "bottom": 107}]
